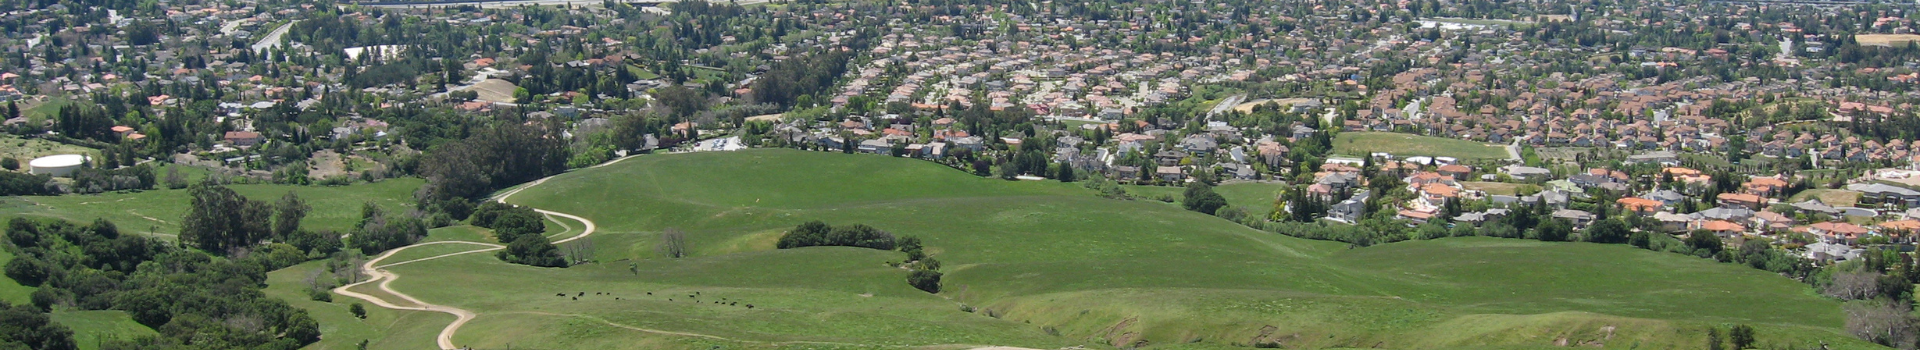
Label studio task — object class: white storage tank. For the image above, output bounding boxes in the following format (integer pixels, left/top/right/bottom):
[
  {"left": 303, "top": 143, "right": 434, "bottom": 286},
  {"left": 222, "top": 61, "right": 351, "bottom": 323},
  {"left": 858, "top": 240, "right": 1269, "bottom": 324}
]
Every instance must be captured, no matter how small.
[{"left": 28, "top": 154, "right": 86, "bottom": 177}]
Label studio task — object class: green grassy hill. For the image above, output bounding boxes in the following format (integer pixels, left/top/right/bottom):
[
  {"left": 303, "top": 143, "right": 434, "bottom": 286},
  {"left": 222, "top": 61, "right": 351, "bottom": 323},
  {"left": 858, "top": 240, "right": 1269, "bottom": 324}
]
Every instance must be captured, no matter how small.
[
  {"left": 306, "top": 149, "right": 1873, "bottom": 350},
  {"left": 50, "top": 310, "right": 158, "bottom": 350},
  {"left": 0, "top": 178, "right": 422, "bottom": 236}
]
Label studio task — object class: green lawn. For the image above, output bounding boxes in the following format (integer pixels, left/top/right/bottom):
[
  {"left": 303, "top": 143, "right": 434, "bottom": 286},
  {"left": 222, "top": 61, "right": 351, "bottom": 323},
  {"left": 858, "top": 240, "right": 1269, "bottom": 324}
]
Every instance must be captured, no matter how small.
[
  {"left": 50, "top": 310, "right": 157, "bottom": 350},
  {"left": 1334, "top": 132, "right": 1511, "bottom": 160},
  {"left": 271, "top": 149, "right": 1876, "bottom": 350},
  {"left": 21, "top": 96, "right": 72, "bottom": 120},
  {"left": 0, "top": 178, "right": 422, "bottom": 236}
]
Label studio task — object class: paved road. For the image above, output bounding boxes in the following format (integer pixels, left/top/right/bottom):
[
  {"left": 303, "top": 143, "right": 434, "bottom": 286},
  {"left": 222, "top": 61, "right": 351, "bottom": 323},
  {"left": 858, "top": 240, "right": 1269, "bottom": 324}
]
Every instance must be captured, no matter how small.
[
  {"left": 251, "top": 22, "right": 294, "bottom": 53},
  {"left": 1507, "top": 140, "right": 1523, "bottom": 161}
]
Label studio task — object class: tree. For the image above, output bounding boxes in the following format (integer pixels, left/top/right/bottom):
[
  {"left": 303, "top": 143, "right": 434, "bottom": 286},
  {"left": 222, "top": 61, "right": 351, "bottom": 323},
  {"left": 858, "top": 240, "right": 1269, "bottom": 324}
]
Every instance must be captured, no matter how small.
[
  {"left": 1686, "top": 230, "right": 1725, "bottom": 257},
  {"left": 0, "top": 158, "right": 16, "bottom": 171},
  {"left": 179, "top": 181, "right": 274, "bottom": 255},
  {"left": 1629, "top": 231, "right": 1652, "bottom": 249},
  {"left": 0, "top": 303, "right": 76, "bottom": 350},
  {"left": 1728, "top": 324, "right": 1755, "bottom": 350},
  {"left": 907, "top": 269, "right": 942, "bottom": 293},
  {"left": 497, "top": 235, "right": 566, "bottom": 267},
  {"left": 652, "top": 85, "right": 708, "bottom": 118},
  {"left": 274, "top": 192, "right": 310, "bottom": 240},
  {"left": 1845, "top": 301, "right": 1916, "bottom": 349},
  {"left": 349, "top": 303, "right": 366, "bottom": 319},
  {"left": 1707, "top": 327, "right": 1725, "bottom": 350},
  {"left": 897, "top": 236, "right": 925, "bottom": 261},
  {"left": 163, "top": 165, "right": 186, "bottom": 189},
  {"left": 416, "top": 124, "right": 569, "bottom": 203},
  {"left": 1583, "top": 219, "right": 1629, "bottom": 244},
  {"left": 1055, "top": 161, "right": 1076, "bottom": 182},
  {"left": 349, "top": 204, "right": 426, "bottom": 255},
  {"left": 1535, "top": 218, "right": 1572, "bottom": 242},
  {"left": 1182, "top": 182, "right": 1228, "bottom": 215},
  {"left": 513, "top": 87, "right": 532, "bottom": 104},
  {"left": 657, "top": 228, "right": 688, "bottom": 259}
]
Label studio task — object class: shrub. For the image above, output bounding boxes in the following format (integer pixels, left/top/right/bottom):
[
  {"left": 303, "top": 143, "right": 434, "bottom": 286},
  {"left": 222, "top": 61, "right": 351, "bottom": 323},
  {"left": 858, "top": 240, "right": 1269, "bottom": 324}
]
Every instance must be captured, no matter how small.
[
  {"left": 308, "top": 289, "right": 333, "bottom": 302},
  {"left": 907, "top": 269, "right": 942, "bottom": 293}
]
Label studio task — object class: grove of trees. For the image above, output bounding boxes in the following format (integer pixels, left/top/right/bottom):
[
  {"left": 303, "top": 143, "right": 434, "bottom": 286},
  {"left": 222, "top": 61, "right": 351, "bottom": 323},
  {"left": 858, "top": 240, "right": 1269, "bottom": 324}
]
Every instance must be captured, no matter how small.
[{"left": 775, "top": 221, "right": 896, "bottom": 250}]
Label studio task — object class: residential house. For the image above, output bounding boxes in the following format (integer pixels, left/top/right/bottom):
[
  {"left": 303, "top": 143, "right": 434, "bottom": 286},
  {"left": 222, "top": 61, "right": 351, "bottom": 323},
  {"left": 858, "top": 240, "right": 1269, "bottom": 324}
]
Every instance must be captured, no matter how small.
[
  {"left": 1716, "top": 193, "right": 1766, "bottom": 210},
  {"left": 1552, "top": 209, "right": 1597, "bottom": 227},
  {"left": 1848, "top": 183, "right": 1920, "bottom": 207},
  {"left": 224, "top": 131, "right": 264, "bottom": 147},
  {"left": 1328, "top": 190, "right": 1371, "bottom": 223},
  {"left": 1811, "top": 222, "right": 1870, "bottom": 245},
  {"left": 1500, "top": 165, "right": 1552, "bottom": 181},
  {"left": 1653, "top": 212, "right": 1691, "bottom": 232},
  {"left": 1617, "top": 197, "right": 1664, "bottom": 215},
  {"left": 1156, "top": 166, "right": 1185, "bottom": 182}
]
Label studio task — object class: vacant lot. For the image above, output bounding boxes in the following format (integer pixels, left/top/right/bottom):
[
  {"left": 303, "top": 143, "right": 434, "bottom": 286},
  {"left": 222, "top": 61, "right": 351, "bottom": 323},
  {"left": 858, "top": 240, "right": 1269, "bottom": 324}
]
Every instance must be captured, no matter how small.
[
  {"left": 1790, "top": 189, "right": 1862, "bottom": 207},
  {"left": 1334, "top": 132, "right": 1511, "bottom": 160},
  {"left": 1858, "top": 34, "right": 1920, "bottom": 47},
  {"left": 1462, "top": 181, "right": 1538, "bottom": 196}
]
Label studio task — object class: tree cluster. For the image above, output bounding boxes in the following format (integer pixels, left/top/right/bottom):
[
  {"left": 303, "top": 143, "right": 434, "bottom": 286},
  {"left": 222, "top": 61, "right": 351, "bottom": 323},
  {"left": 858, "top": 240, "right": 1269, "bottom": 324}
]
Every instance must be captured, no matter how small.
[
  {"left": 1182, "top": 182, "right": 1228, "bottom": 216},
  {"left": 178, "top": 181, "right": 278, "bottom": 255},
  {"left": 775, "top": 221, "right": 897, "bottom": 250},
  {"left": 471, "top": 202, "right": 566, "bottom": 268},
  {"left": 3, "top": 217, "right": 320, "bottom": 349},
  {"left": 470, "top": 202, "right": 545, "bottom": 243},
  {"left": 415, "top": 124, "right": 569, "bottom": 214},
  {"left": 347, "top": 202, "right": 426, "bottom": 255}
]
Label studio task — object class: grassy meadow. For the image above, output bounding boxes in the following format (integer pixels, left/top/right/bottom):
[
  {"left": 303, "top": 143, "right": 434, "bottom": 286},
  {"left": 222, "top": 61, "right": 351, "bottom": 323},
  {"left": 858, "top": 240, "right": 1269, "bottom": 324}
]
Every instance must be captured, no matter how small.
[
  {"left": 1333, "top": 132, "right": 1512, "bottom": 160},
  {"left": 293, "top": 149, "right": 1875, "bottom": 350},
  {"left": 0, "top": 178, "right": 422, "bottom": 236},
  {"left": 50, "top": 310, "right": 157, "bottom": 350}
]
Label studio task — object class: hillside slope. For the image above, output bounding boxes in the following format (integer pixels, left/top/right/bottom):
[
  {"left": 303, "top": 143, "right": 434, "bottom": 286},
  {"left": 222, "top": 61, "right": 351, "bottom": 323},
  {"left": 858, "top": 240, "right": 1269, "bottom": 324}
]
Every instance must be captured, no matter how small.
[{"left": 365, "top": 149, "right": 1870, "bottom": 349}]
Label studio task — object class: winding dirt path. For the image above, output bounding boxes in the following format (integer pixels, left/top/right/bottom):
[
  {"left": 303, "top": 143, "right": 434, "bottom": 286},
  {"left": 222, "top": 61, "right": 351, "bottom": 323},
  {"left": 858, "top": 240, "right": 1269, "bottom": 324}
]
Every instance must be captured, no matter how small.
[{"left": 331, "top": 166, "right": 602, "bottom": 350}]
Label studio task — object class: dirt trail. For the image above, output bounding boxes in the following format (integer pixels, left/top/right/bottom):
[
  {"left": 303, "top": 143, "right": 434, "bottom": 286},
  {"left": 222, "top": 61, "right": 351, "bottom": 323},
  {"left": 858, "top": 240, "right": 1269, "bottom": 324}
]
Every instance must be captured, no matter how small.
[{"left": 331, "top": 161, "right": 603, "bottom": 349}]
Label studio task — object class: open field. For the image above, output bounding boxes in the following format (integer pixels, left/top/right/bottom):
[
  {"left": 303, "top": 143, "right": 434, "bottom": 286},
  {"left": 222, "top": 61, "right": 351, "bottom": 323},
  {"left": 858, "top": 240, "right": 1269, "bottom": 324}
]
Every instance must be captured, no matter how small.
[
  {"left": 1334, "top": 132, "right": 1511, "bottom": 160},
  {"left": 20, "top": 96, "right": 72, "bottom": 120},
  {"left": 0, "top": 135, "right": 99, "bottom": 168},
  {"left": 1231, "top": 98, "right": 1317, "bottom": 114},
  {"left": 51, "top": 310, "right": 157, "bottom": 350},
  {"left": 1125, "top": 182, "right": 1284, "bottom": 218},
  {"left": 1857, "top": 34, "right": 1920, "bottom": 47},
  {"left": 264, "top": 149, "right": 1878, "bottom": 350},
  {"left": 0, "top": 178, "right": 422, "bottom": 236}
]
